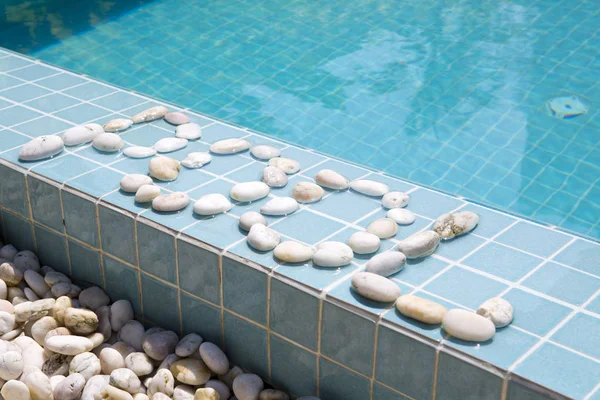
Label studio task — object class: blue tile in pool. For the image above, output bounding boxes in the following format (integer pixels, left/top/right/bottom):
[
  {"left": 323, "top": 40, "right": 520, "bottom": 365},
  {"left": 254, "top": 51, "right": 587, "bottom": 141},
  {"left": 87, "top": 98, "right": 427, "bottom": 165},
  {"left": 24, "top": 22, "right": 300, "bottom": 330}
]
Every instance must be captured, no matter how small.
[
  {"left": 8, "top": 64, "right": 58, "bottom": 81},
  {"left": 103, "top": 255, "right": 141, "bottom": 314},
  {"left": 270, "top": 277, "right": 319, "bottom": 350},
  {"left": 100, "top": 190, "right": 152, "bottom": 215},
  {"left": 34, "top": 224, "right": 69, "bottom": 274},
  {"left": 269, "top": 335, "right": 317, "bottom": 396},
  {"left": 177, "top": 238, "right": 220, "bottom": 304},
  {"left": 586, "top": 296, "right": 600, "bottom": 315},
  {"left": 154, "top": 168, "right": 213, "bottom": 193},
  {"left": 31, "top": 154, "right": 98, "bottom": 183},
  {"left": 273, "top": 210, "right": 345, "bottom": 245},
  {"left": 137, "top": 223, "right": 176, "bottom": 283},
  {"left": 376, "top": 326, "right": 436, "bottom": 399},
  {"left": 223, "top": 312, "right": 268, "bottom": 378},
  {"left": 404, "top": 188, "right": 465, "bottom": 219},
  {"left": 12, "top": 116, "right": 74, "bottom": 137},
  {"left": 0, "top": 56, "right": 31, "bottom": 72},
  {"left": 184, "top": 179, "right": 232, "bottom": 200},
  {"left": 303, "top": 158, "right": 369, "bottom": 181},
  {"left": 394, "top": 257, "right": 450, "bottom": 287},
  {"left": 268, "top": 174, "right": 314, "bottom": 199},
  {"left": 202, "top": 153, "right": 254, "bottom": 176},
  {"left": 53, "top": 103, "right": 111, "bottom": 124},
  {"left": 62, "top": 191, "right": 98, "bottom": 246},
  {"left": 460, "top": 203, "right": 516, "bottom": 238},
  {"left": 182, "top": 213, "right": 246, "bottom": 250},
  {"left": 202, "top": 123, "right": 247, "bottom": 141},
  {"left": 222, "top": 160, "right": 264, "bottom": 182},
  {"left": 321, "top": 301, "right": 375, "bottom": 376},
  {"left": 514, "top": 342, "right": 600, "bottom": 399},
  {"left": 0, "top": 75, "right": 22, "bottom": 91},
  {"left": 110, "top": 156, "right": 152, "bottom": 176},
  {"left": 424, "top": 266, "right": 508, "bottom": 309},
  {"left": 24, "top": 93, "right": 80, "bottom": 113},
  {"left": 66, "top": 167, "right": 123, "bottom": 198},
  {"left": 275, "top": 259, "right": 358, "bottom": 291},
  {"left": 141, "top": 273, "right": 180, "bottom": 333},
  {"left": 552, "top": 239, "right": 600, "bottom": 276},
  {"left": 28, "top": 175, "right": 63, "bottom": 232},
  {"left": 62, "top": 82, "right": 116, "bottom": 101},
  {"left": 435, "top": 351, "right": 503, "bottom": 400},
  {"left": 502, "top": 289, "right": 571, "bottom": 336},
  {"left": 0, "top": 99, "right": 11, "bottom": 109},
  {"left": 319, "top": 357, "right": 371, "bottom": 400},
  {"left": 73, "top": 145, "right": 126, "bottom": 165},
  {"left": 120, "top": 124, "right": 172, "bottom": 147},
  {"left": 0, "top": 83, "right": 51, "bottom": 102},
  {"left": 222, "top": 255, "right": 267, "bottom": 324},
  {"left": 328, "top": 277, "right": 409, "bottom": 315},
  {"left": 435, "top": 234, "right": 486, "bottom": 261},
  {"left": 373, "top": 384, "right": 410, "bottom": 400},
  {"left": 462, "top": 242, "right": 543, "bottom": 282},
  {"left": 68, "top": 239, "right": 103, "bottom": 287},
  {"left": 35, "top": 73, "right": 87, "bottom": 91},
  {"left": 0, "top": 105, "right": 42, "bottom": 128},
  {"left": 551, "top": 313, "right": 600, "bottom": 360},
  {"left": 0, "top": 163, "right": 29, "bottom": 217},
  {"left": 1, "top": 210, "right": 34, "bottom": 252},
  {"left": 280, "top": 147, "right": 326, "bottom": 169},
  {"left": 227, "top": 240, "right": 278, "bottom": 269},
  {"left": 0, "top": 130, "right": 31, "bottom": 152},
  {"left": 180, "top": 292, "right": 222, "bottom": 345},
  {"left": 506, "top": 378, "right": 562, "bottom": 400},
  {"left": 140, "top": 205, "right": 198, "bottom": 232},
  {"left": 496, "top": 221, "right": 572, "bottom": 258},
  {"left": 522, "top": 262, "right": 600, "bottom": 306},
  {"left": 98, "top": 205, "right": 137, "bottom": 265},
  {"left": 310, "top": 190, "right": 380, "bottom": 223},
  {"left": 91, "top": 91, "right": 146, "bottom": 111}
]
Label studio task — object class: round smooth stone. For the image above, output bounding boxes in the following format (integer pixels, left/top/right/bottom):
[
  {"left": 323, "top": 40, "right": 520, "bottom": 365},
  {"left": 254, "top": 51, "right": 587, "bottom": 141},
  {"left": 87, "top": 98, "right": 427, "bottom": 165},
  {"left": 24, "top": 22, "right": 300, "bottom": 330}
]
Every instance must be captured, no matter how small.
[
  {"left": 350, "top": 180, "right": 389, "bottom": 197},
  {"left": 268, "top": 157, "right": 300, "bottom": 174},
  {"left": 176, "top": 123, "right": 202, "bottom": 140},
  {"left": 291, "top": 182, "right": 324, "bottom": 203},
  {"left": 387, "top": 208, "right": 415, "bottom": 225},
  {"left": 367, "top": 218, "right": 398, "bottom": 239},
  {"left": 147, "top": 369, "right": 175, "bottom": 397},
  {"left": 110, "top": 368, "right": 141, "bottom": 393},
  {"left": 173, "top": 385, "right": 195, "bottom": 400},
  {"left": 14, "top": 250, "right": 40, "bottom": 272},
  {"left": 112, "top": 342, "right": 135, "bottom": 359},
  {"left": 247, "top": 224, "right": 280, "bottom": 251},
  {"left": 165, "top": 112, "right": 190, "bottom": 126},
  {"left": 351, "top": 272, "right": 401, "bottom": 302},
  {"left": 395, "top": 295, "right": 448, "bottom": 324},
  {"left": 110, "top": 300, "right": 133, "bottom": 332},
  {"left": 231, "top": 181, "right": 270, "bottom": 202},
  {"left": 80, "top": 286, "right": 110, "bottom": 311},
  {"left": 96, "top": 306, "right": 111, "bottom": 339},
  {"left": 239, "top": 212, "right": 267, "bottom": 232},
  {"left": 0, "top": 350, "right": 23, "bottom": 380},
  {"left": 81, "top": 375, "right": 110, "bottom": 400},
  {"left": 0, "top": 277, "right": 6, "bottom": 300},
  {"left": 312, "top": 242, "right": 353, "bottom": 267},
  {"left": 30, "top": 316, "right": 58, "bottom": 345},
  {"left": 259, "top": 389, "right": 290, "bottom": 400},
  {"left": 476, "top": 297, "right": 513, "bottom": 328},
  {"left": 45, "top": 335, "right": 94, "bottom": 355},
  {"left": 23, "top": 371, "right": 53, "bottom": 400},
  {"left": 52, "top": 296, "right": 72, "bottom": 325},
  {"left": 273, "top": 241, "right": 313, "bottom": 263},
  {"left": 142, "top": 330, "right": 179, "bottom": 361},
  {"left": 348, "top": 231, "right": 380, "bottom": 255},
  {"left": 19, "top": 135, "right": 64, "bottom": 161},
  {"left": 14, "top": 298, "right": 55, "bottom": 322},
  {"left": 205, "top": 380, "right": 231, "bottom": 400},
  {"left": 118, "top": 321, "right": 145, "bottom": 351},
  {"left": 100, "top": 347, "right": 125, "bottom": 374},
  {"left": 442, "top": 309, "right": 496, "bottom": 342},
  {"left": 51, "top": 283, "right": 80, "bottom": 299},
  {"left": 149, "top": 156, "right": 181, "bottom": 181},
  {"left": 24, "top": 287, "right": 40, "bottom": 301},
  {"left": 43, "top": 327, "right": 70, "bottom": 346},
  {"left": 365, "top": 252, "right": 406, "bottom": 277},
  {"left": 0, "top": 261, "right": 23, "bottom": 286},
  {"left": 381, "top": 192, "right": 409, "bottom": 209},
  {"left": 152, "top": 192, "right": 190, "bottom": 212},
  {"left": 193, "top": 194, "right": 232, "bottom": 216},
  {"left": 50, "top": 374, "right": 67, "bottom": 391},
  {"left": 194, "top": 388, "right": 219, "bottom": 400},
  {"left": 260, "top": 197, "right": 298, "bottom": 216},
  {"left": 396, "top": 230, "right": 440, "bottom": 259},
  {"left": 199, "top": 342, "right": 229, "bottom": 375},
  {"left": 1, "top": 379, "right": 31, "bottom": 400},
  {"left": 157, "top": 353, "right": 180, "bottom": 370},
  {"left": 315, "top": 169, "right": 349, "bottom": 190},
  {"left": 44, "top": 271, "right": 70, "bottom": 287},
  {"left": 62, "top": 125, "right": 101, "bottom": 146},
  {"left": 433, "top": 211, "right": 479, "bottom": 239},
  {"left": 154, "top": 137, "right": 188, "bottom": 153},
  {"left": 0, "top": 244, "right": 17, "bottom": 260},
  {"left": 135, "top": 184, "right": 160, "bottom": 203},
  {"left": 96, "top": 384, "right": 134, "bottom": 400},
  {"left": 209, "top": 138, "right": 251, "bottom": 154},
  {"left": 175, "top": 333, "right": 203, "bottom": 357},
  {"left": 69, "top": 352, "right": 101, "bottom": 380},
  {"left": 120, "top": 174, "right": 153, "bottom": 193},
  {"left": 42, "top": 353, "right": 71, "bottom": 377},
  {"left": 170, "top": 359, "right": 211, "bottom": 385},
  {"left": 103, "top": 118, "right": 133, "bottom": 132},
  {"left": 233, "top": 374, "right": 264, "bottom": 400},
  {"left": 132, "top": 106, "right": 169, "bottom": 123},
  {"left": 0, "top": 299, "right": 13, "bottom": 313},
  {"left": 54, "top": 373, "right": 85, "bottom": 400},
  {"left": 218, "top": 366, "right": 243, "bottom": 389},
  {"left": 123, "top": 146, "right": 157, "bottom": 158},
  {"left": 181, "top": 152, "right": 211, "bottom": 169},
  {"left": 23, "top": 270, "right": 47, "bottom": 297},
  {"left": 92, "top": 133, "right": 124, "bottom": 152},
  {"left": 262, "top": 166, "right": 288, "bottom": 188},
  {"left": 125, "top": 352, "right": 153, "bottom": 376},
  {"left": 251, "top": 145, "right": 280, "bottom": 160}
]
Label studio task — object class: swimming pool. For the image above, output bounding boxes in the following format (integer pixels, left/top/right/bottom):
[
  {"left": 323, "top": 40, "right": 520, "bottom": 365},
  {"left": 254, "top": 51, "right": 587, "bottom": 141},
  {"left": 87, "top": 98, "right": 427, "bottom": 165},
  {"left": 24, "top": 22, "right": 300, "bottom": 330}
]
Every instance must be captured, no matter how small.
[{"left": 1, "top": 0, "right": 599, "bottom": 239}]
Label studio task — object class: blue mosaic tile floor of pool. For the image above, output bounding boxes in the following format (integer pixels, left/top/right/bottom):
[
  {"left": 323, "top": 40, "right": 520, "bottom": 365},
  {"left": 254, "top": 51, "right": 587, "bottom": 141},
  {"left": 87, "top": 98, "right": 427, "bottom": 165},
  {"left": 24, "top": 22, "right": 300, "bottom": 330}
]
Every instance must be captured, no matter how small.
[
  {"left": 3, "top": 0, "right": 598, "bottom": 238},
  {"left": 1, "top": 51, "right": 600, "bottom": 399}
]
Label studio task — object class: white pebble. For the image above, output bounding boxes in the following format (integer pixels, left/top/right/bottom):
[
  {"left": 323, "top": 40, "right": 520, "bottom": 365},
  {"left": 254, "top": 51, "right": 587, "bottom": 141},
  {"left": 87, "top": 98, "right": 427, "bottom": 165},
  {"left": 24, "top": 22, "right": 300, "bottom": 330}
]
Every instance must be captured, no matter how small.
[
  {"left": 476, "top": 297, "right": 513, "bottom": 328},
  {"left": 92, "top": 133, "right": 124, "bottom": 152},
  {"left": 103, "top": 118, "right": 133, "bottom": 132},
  {"left": 396, "top": 231, "right": 440, "bottom": 259},
  {"left": 132, "top": 106, "right": 169, "bottom": 123},
  {"left": 149, "top": 156, "right": 180, "bottom": 181},
  {"left": 14, "top": 298, "right": 55, "bottom": 322},
  {"left": 45, "top": 335, "right": 94, "bottom": 355},
  {"left": 169, "top": 359, "right": 211, "bottom": 385},
  {"left": 395, "top": 295, "right": 448, "bottom": 324},
  {"left": 142, "top": 330, "right": 179, "bottom": 361},
  {"left": 366, "top": 218, "right": 398, "bottom": 239},
  {"left": 262, "top": 167, "right": 288, "bottom": 188},
  {"left": 62, "top": 125, "right": 101, "bottom": 146},
  {"left": 0, "top": 261, "right": 23, "bottom": 286},
  {"left": 118, "top": 321, "right": 145, "bottom": 351},
  {"left": 110, "top": 300, "right": 134, "bottom": 332},
  {"left": 365, "top": 252, "right": 405, "bottom": 277},
  {"left": 110, "top": 368, "right": 141, "bottom": 393},
  {"left": 154, "top": 137, "right": 188, "bottom": 153},
  {"left": 347, "top": 232, "right": 380, "bottom": 255},
  {"left": 135, "top": 185, "right": 160, "bottom": 203},
  {"left": 152, "top": 192, "right": 190, "bottom": 212},
  {"left": 96, "top": 384, "right": 134, "bottom": 400},
  {"left": 14, "top": 250, "right": 40, "bottom": 272},
  {"left": 205, "top": 380, "right": 231, "bottom": 400},
  {"left": 19, "top": 136, "right": 64, "bottom": 161},
  {"left": 44, "top": 271, "right": 70, "bottom": 287},
  {"left": 181, "top": 152, "right": 211, "bottom": 169},
  {"left": 0, "top": 244, "right": 17, "bottom": 260},
  {"left": 69, "top": 352, "right": 101, "bottom": 380},
  {"left": 23, "top": 270, "right": 48, "bottom": 297},
  {"left": 79, "top": 287, "right": 110, "bottom": 311},
  {"left": 351, "top": 272, "right": 401, "bottom": 302},
  {"left": 54, "top": 373, "right": 85, "bottom": 400},
  {"left": 315, "top": 170, "right": 349, "bottom": 190},
  {"left": 442, "top": 309, "right": 496, "bottom": 342},
  {"left": 175, "top": 123, "right": 202, "bottom": 140},
  {"left": 233, "top": 374, "right": 264, "bottom": 400},
  {"left": 175, "top": 333, "right": 203, "bottom": 357},
  {"left": 273, "top": 242, "right": 313, "bottom": 263},
  {"left": 209, "top": 138, "right": 251, "bottom": 154},
  {"left": 30, "top": 316, "right": 57, "bottom": 346},
  {"left": 247, "top": 224, "right": 280, "bottom": 251},
  {"left": 291, "top": 182, "right": 324, "bottom": 203},
  {"left": 165, "top": 112, "right": 190, "bottom": 126},
  {"left": 381, "top": 192, "right": 409, "bottom": 209},
  {"left": 147, "top": 369, "right": 174, "bottom": 397},
  {"left": 125, "top": 352, "right": 153, "bottom": 376},
  {"left": 1, "top": 379, "right": 31, "bottom": 400},
  {"left": 124, "top": 146, "right": 157, "bottom": 158},
  {"left": 312, "top": 242, "right": 353, "bottom": 268},
  {"left": 173, "top": 385, "right": 195, "bottom": 400},
  {"left": 23, "top": 371, "right": 52, "bottom": 400},
  {"left": 100, "top": 347, "right": 125, "bottom": 374},
  {"left": 120, "top": 174, "right": 153, "bottom": 193},
  {"left": 199, "top": 342, "right": 229, "bottom": 375},
  {"left": 0, "top": 311, "right": 15, "bottom": 335},
  {"left": 433, "top": 211, "right": 479, "bottom": 239},
  {"left": 386, "top": 208, "right": 415, "bottom": 225},
  {"left": 268, "top": 157, "right": 300, "bottom": 174},
  {"left": 251, "top": 145, "right": 280, "bottom": 160},
  {"left": 81, "top": 375, "right": 109, "bottom": 400},
  {"left": 350, "top": 180, "right": 389, "bottom": 197},
  {"left": 260, "top": 197, "right": 298, "bottom": 216},
  {"left": 230, "top": 182, "right": 270, "bottom": 202},
  {"left": 239, "top": 212, "right": 267, "bottom": 232},
  {"left": 0, "top": 350, "right": 23, "bottom": 380},
  {"left": 193, "top": 194, "right": 232, "bottom": 216},
  {"left": 194, "top": 388, "right": 219, "bottom": 400},
  {"left": 259, "top": 389, "right": 290, "bottom": 400}
]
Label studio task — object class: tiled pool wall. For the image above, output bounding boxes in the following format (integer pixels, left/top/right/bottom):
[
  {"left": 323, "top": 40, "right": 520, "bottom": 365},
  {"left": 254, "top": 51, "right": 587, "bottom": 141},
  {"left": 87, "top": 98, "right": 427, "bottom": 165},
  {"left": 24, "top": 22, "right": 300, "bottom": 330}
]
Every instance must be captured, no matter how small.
[{"left": 1, "top": 49, "right": 600, "bottom": 400}]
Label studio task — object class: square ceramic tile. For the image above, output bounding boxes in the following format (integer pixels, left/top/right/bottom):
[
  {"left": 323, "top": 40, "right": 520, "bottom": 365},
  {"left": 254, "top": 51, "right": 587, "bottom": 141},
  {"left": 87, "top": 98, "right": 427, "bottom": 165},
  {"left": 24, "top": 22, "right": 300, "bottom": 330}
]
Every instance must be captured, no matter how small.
[
  {"left": 551, "top": 313, "right": 600, "bottom": 360},
  {"left": 222, "top": 256, "right": 268, "bottom": 324},
  {"left": 68, "top": 239, "right": 103, "bottom": 287},
  {"left": 321, "top": 301, "right": 375, "bottom": 376},
  {"left": 31, "top": 154, "right": 98, "bottom": 183},
  {"left": 0, "top": 163, "right": 29, "bottom": 217},
  {"left": 303, "top": 158, "right": 369, "bottom": 180},
  {"left": 502, "top": 289, "right": 571, "bottom": 336},
  {"left": 137, "top": 223, "right": 177, "bottom": 283},
  {"left": 155, "top": 168, "right": 213, "bottom": 193},
  {"left": 120, "top": 124, "right": 172, "bottom": 147},
  {"left": 373, "top": 383, "right": 411, "bottom": 400},
  {"left": 221, "top": 160, "right": 264, "bottom": 183},
  {"left": 202, "top": 153, "right": 254, "bottom": 176},
  {"left": 0, "top": 75, "right": 22, "bottom": 91},
  {"left": 395, "top": 257, "right": 450, "bottom": 287},
  {"left": 270, "top": 335, "right": 317, "bottom": 396},
  {"left": 460, "top": 203, "right": 516, "bottom": 238},
  {"left": 92, "top": 91, "right": 147, "bottom": 111},
  {"left": 35, "top": 73, "right": 87, "bottom": 91},
  {"left": 310, "top": 190, "right": 380, "bottom": 223},
  {"left": 12, "top": 115, "right": 74, "bottom": 137},
  {"left": 0, "top": 130, "right": 29, "bottom": 153},
  {"left": 462, "top": 242, "right": 543, "bottom": 282},
  {"left": 138, "top": 205, "right": 197, "bottom": 233},
  {"left": 105, "top": 156, "right": 151, "bottom": 176},
  {"left": 141, "top": 272, "right": 180, "bottom": 333},
  {"left": 376, "top": 326, "right": 436, "bottom": 399},
  {"left": 552, "top": 239, "right": 600, "bottom": 275},
  {"left": 270, "top": 278, "right": 319, "bottom": 350},
  {"left": 586, "top": 295, "right": 600, "bottom": 315},
  {"left": 202, "top": 123, "right": 247, "bottom": 142},
  {"left": 66, "top": 167, "right": 124, "bottom": 198},
  {"left": 506, "top": 378, "right": 558, "bottom": 400},
  {"left": 61, "top": 191, "right": 98, "bottom": 246},
  {"left": 0, "top": 56, "right": 31, "bottom": 72},
  {"left": 8, "top": 64, "right": 58, "bottom": 81},
  {"left": 274, "top": 259, "right": 359, "bottom": 291},
  {"left": 182, "top": 213, "right": 245, "bottom": 250},
  {"left": 436, "top": 351, "right": 503, "bottom": 400},
  {"left": 73, "top": 145, "right": 126, "bottom": 165},
  {"left": 63, "top": 82, "right": 116, "bottom": 101},
  {"left": 34, "top": 224, "right": 69, "bottom": 275},
  {"left": 0, "top": 83, "right": 50, "bottom": 102},
  {"left": 24, "top": 93, "right": 80, "bottom": 113},
  {"left": 180, "top": 292, "right": 222, "bottom": 345},
  {"left": 177, "top": 238, "right": 220, "bottom": 304},
  {"left": 319, "top": 357, "right": 371, "bottom": 400},
  {"left": 404, "top": 188, "right": 465, "bottom": 219},
  {"left": 272, "top": 210, "right": 345, "bottom": 245},
  {"left": 54, "top": 103, "right": 111, "bottom": 124},
  {"left": 514, "top": 343, "right": 600, "bottom": 399},
  {"left": 223, "top": 312, "right": 268, "bottom": 378},
  {"left": 103, "top": 255, "right": 141, "bottom": 314},
  {"left": 98, "top": 205, "right": 137, "bottom": 265},
  {"left": 496, "top": 221, "right": 572, "bottom": 258},
  {"left": 227, "top": 240, "right": 278, "bottom": 269},
  {"left": 28, "top": 175, "right": 63, "bottom": 232},
  {"left": 1, "top": 210, "right": 34, "bottom": 252},
  {"left": 434, "top": 234, "right": 486, "bottom": 261},
  {"left": 101, "top": 189, "right": 152, "bottom": 215},
  {"left": 280, "top": 147, "right": 327, "bottom": 168}
]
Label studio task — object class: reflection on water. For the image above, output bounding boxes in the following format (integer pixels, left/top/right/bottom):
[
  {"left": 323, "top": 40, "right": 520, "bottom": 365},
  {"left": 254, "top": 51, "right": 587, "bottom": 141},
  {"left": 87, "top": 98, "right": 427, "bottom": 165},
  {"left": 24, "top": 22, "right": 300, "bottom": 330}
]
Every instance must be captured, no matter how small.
[{"left": 2, "top": 0, "right": 599, "bottom": 238}]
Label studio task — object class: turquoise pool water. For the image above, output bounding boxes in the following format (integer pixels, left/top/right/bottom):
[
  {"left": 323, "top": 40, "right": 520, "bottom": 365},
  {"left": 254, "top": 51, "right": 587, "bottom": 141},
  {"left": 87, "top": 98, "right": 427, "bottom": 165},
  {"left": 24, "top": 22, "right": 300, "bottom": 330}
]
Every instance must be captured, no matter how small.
[{"left": 1, "top": 0, "right": 599, "bottom": 239}]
